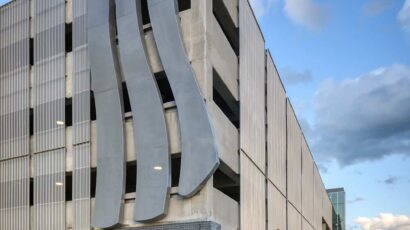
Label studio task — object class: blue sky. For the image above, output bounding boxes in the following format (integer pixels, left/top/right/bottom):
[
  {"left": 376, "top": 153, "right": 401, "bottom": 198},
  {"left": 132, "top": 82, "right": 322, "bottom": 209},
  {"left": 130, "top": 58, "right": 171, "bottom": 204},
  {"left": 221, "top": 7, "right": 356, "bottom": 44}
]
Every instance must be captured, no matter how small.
[
  {"left": 1, "top": 0, "right": 409, "bottom": 229},
  {"left": 253, "top": 0, "right": 410, "bottom": 229}
]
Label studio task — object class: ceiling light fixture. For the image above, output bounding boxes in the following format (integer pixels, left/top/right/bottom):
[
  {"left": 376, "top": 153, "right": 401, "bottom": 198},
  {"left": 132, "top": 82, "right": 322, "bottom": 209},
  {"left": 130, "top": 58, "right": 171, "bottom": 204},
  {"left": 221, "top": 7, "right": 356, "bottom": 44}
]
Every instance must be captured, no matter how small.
[
  {"left": 153, "top": 166, "right": 163, "bottom": 171},
  {"left": 56, "top": 120, "right": 65, "bottom": 126}
]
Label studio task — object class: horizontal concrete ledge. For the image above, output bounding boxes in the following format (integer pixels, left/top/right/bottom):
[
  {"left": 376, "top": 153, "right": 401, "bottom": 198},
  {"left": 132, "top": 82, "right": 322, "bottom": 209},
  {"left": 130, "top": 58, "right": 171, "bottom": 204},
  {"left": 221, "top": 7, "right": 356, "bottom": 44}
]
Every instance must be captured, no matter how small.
[
  {"left": 119, "top": 221, "right": 221, "bottom": 230},
  {"left": 27, "top": 100, "right": 239, "bottom": 176},
  {"left": 61, "top": 184, "right": 239, "bottom": 229}
]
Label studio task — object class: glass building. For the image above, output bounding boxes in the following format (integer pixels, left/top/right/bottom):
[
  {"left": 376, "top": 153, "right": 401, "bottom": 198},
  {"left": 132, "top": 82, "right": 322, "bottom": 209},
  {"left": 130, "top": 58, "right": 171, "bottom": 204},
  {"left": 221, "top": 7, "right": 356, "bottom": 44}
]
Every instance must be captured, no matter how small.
[{"left": 327, "top": 188, "right": 346, "bottom": 230}]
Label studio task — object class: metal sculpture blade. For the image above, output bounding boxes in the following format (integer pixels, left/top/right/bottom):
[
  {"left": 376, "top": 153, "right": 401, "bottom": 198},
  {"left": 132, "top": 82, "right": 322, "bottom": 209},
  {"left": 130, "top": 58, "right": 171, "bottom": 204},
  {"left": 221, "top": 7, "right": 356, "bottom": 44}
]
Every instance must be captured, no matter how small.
[
  {"left": 88, "top": 0, "right": 125, "bottom": 228},
  {"left": 148, "top": 0, "right": 220, "bottom": 198},
  {"left": 116, "top": 0, "right": 171, "bottom": 222}
]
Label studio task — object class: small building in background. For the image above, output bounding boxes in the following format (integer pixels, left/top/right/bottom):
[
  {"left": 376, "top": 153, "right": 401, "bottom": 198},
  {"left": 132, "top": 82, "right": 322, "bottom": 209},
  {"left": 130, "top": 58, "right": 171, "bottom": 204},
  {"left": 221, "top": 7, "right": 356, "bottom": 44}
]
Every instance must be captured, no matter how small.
[{"left": 327, "top": 188, "right": 346, "bottom": 230}]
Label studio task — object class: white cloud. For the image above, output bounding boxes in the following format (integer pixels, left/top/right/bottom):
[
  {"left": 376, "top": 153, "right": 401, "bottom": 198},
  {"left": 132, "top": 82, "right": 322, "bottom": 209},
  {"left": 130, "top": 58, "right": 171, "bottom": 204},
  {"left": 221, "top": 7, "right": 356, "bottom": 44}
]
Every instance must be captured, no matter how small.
[
  {"left": 311, "top": 64, "right": 410, "bottom": 166},
  {"left": 249, "top": 0, "right": 279, "bottom": 18},
  {"left": 355, "top": 213, "right": 410, "bottom": 230},
  {"left": 399, "top": 0, "right": 410, "bottom": 34},
  {"left": 283, "top": 0, "right": 329, "bottom": 30}
]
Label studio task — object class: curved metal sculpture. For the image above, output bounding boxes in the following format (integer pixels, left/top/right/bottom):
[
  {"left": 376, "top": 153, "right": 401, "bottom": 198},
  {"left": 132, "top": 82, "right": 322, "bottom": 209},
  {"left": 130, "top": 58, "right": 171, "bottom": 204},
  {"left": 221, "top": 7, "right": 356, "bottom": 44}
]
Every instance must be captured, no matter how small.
[
  {"left": 88, "top": 0, "right": 125, "bottom": 228},
  {"left": 115, "top": 0, "right": 171, "bottom": 222},
  {"left": 148, "top": 0, "right": 220, "bottom": 198}
]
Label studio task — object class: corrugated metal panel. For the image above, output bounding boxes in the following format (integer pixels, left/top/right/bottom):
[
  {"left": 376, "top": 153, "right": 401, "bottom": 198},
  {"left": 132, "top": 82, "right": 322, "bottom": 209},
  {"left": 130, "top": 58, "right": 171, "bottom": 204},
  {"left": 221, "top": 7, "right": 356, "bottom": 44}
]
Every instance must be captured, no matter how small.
[
  {"left": 239, "top": 0, "right": 266, "bottom": 171},
  {"left": 72, "top": 143, "right": 90, "bottom": 229},
  {"left": 72, "top": 0, "right": 90, "bottom": 145},
  {"left": 0, "top": 157, "right": 30, "bottom": 230},
  {"left": 267, "top": 181, "right": 286, "bottom": 230},
  {"left": 288, "top": 202, "right": 302, "bottom": 230},
  {"left": 287, "top": 99, "right": 302, "bottom": 211},
  {"left": 266, "top": 52, "right": 286, "bottom": 194},
  {"left": 72, "top": 0, "right": 91, "bottom": 228},
  {"left": 314, "top": 165, "right": 323, "bottom": 230},
  {"left": 33, "top": 0, "right": 66, "bottom": 153},
  {"left": 33, "top": 149, "right": 66, "bottom": 230},
  {"left": 0, "top": 1, "right": 30, "bottom": 229},
  {"left": 302, "top": 136, "right": 314, "bottom": 225},
  {"left": 0, "top": 0, "right": 30, "bottom": 160},
  {"left": 32, "top": 0, "right": 66, "bottom": 229},
  {"left": 240, "top": 153, "right": 266, "bottom": 230}
]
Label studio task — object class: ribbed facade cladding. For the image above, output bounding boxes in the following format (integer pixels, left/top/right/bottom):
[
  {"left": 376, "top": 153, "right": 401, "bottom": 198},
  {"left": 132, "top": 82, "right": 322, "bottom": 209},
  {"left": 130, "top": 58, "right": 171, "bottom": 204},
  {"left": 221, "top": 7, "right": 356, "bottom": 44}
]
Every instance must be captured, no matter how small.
[
  {"left": 0, "top": 1, "right": 30, "bottom": 229},
  {"left": 72, "top": 143, "right": 91, "bottom": 229},
  {"left": 0, "top": 0, "right": 334, "bottom": 229},
  {"left": 72, "top": 0, "right": 91, "bottom": 229},
  {"left": 33, "top": 149, "right": 66, "bottom": 230},
  {"left": 0, "top": 0, "right": 29, "bottom": 160},
  {"left": 0, "top": 156, "right": 29, "bottom": 230},
  {"left": 31, "top": 0, "right": 66, "bottom": 229},
  {"left": 33, "top": 0, "right": 66, "bottom": 153},
  {"left": 72, "top": 0, "right": 90, "bottom": 145}
]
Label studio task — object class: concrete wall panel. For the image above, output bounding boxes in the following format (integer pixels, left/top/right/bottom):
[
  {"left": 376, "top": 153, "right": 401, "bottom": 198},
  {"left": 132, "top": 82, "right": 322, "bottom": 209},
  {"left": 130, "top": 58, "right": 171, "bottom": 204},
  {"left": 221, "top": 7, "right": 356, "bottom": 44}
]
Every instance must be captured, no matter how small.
[
  {"left": 266, "top": 52, "right": 287, "bottom": 194},
  {"left": 268, "top": 182, "right": 287, "bottom": 230},
  {"left": 209, "top": 102, "right": 239, "bottom": 173},
  {"left": 288, "top": 203, "right": 302, "bottom": 230},
  {"left": 240, "top": 153, "right": 266, "bottom": 230},
  {"left": 302, "top": 136, "right": 314, "bottom": 225},
  {"left": 239, "top": 0, "right": 266, "bottom": 170},
  {"left": 303, "top": 217, "right": 314, "bottom": 230},
  {"left": 213, "top": 188, "right": 240, "bottom": 230},
  {"left": 221, "top": 0, "right": 238, "bottom": 27},
  {"left": 314, "top": 165, "right": 323, "bottom": 230},
  {"left": 287, "top": 100, "right": 302, "bottom": 211}
]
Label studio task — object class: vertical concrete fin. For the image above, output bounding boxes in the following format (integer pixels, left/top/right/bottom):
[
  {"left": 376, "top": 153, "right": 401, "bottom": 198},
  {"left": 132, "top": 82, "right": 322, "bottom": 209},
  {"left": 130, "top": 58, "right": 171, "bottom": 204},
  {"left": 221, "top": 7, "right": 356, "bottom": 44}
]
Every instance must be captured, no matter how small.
[
  {"left": 148, "top": 0, "right": 220, "bottom": 197},
  {"left": 115, "top": 0, "right": 171, "bottom": 222},
  {"left": 88, "top": 0, "right": 125, "bottom": 228}
]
